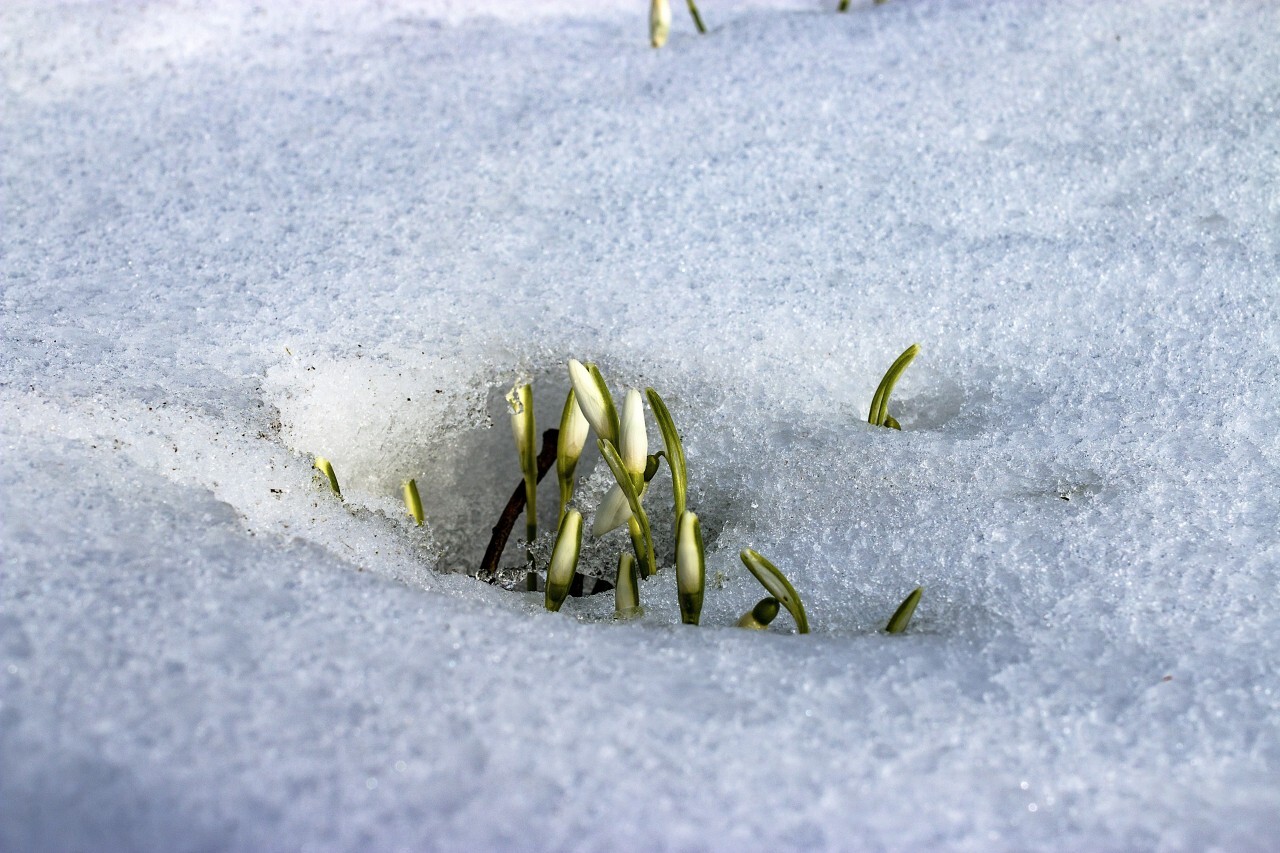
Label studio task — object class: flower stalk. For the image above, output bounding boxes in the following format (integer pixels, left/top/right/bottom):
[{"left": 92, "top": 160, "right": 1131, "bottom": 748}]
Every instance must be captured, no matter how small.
[{"left": 598, "top": 438, "right": 656, "bottom": 577}]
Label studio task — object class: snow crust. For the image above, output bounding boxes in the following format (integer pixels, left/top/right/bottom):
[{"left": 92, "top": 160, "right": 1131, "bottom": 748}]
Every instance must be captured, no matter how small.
[{"left": 3, "top": 0, "right": 1278, "bottom": 849}]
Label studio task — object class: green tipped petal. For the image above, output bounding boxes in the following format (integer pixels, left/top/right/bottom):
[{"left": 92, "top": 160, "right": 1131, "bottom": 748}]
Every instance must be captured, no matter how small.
[
  {"left": 886, "top": 586, "right": 923, "bottom": 634},
  {"left": 737, "top": 597, "right": 780, "bottom": 630},
  {"left": 568, "top": 359, "right": 619, "bottom": 444},
  {"left": 599, "top": 439, "right": 656, "bottom": 577},
  {"left": 314, "top": 457, "right": 341, "bottom": 497},
  {"left": 615, "top": 552, "right": 643, "bottom": 619},
  {"left": 869, "top": 343, "right": 920, "bottom": 428},
  {"left": 545, "top": 510, "right": 583, "bottom": 612},
  {"left": 508, "top": 383, "right": 537, "bottom": 541},
  {"left": 557, "top": 388, "right": 590, "bottom": 523},
  {"left": 593, "top": 483, "right": 634, "bottom": 537},
  {"left": 739, "top": 549, "right": 809, "bottom": 634},
  {"left": 676, "top": 511, "right": 705, "bottom": 625},
  {"left": 402, "top": 479, "right": 424, "bottom": 526}
]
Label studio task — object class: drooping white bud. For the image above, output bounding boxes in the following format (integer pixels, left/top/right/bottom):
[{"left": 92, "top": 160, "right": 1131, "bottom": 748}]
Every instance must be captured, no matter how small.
[
  {"left": 619, "top": 389, "right": 648, "bottom": 481},
  {"left": 592, "top": 483, "right": 633, "bottom": 537},
  {"left": 567, "top": 359, "right": 618, "bottom": 444}
]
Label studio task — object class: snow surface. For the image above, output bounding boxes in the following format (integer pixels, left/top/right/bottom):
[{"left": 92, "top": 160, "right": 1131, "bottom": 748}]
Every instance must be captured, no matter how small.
[{"left": 3, "top": 0, "right": 1279, "bottom": 849}]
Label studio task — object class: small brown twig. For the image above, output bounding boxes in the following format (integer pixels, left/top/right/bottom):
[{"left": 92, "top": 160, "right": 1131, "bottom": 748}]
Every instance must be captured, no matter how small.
[{"left": 479, "top": 428, "right": 559, "bottom": 581}]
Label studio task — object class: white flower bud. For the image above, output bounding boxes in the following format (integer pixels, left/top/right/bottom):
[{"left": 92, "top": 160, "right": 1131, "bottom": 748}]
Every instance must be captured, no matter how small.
[
  {"left": 619, "top": 389, "right": 648, "bottom": 480},
  {"left": 567, "top": 359, "right": 618, "bottom": 444},
  {"left": 545, "top": 510, "right": 583, "bottom": 612},
  {"left": 650, "top": 0, "right": 671, "bottom": 48},
  {"left": 676, "top": 511, "right": 705, "bottom": 625}
]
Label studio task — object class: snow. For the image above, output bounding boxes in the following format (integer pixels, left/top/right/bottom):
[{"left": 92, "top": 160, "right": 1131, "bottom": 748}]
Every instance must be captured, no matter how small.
[{"left": 3, "top": 0, "right": 1279, "bottom": 849}]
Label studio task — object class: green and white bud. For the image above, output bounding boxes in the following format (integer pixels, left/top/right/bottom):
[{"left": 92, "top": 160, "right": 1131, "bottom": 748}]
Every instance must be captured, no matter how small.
[
  {"left": 314, "top": 456, "right": 341, "bottom": 497},
  {"left": 614, "top": 552, "right": 643, "bottom": 619},
  {"left": 676, "top": 511, "right": 705, "bottom": 625},
  {"left": 507, "top": 382, "right": 538, "bottom": 542},
  {"left": 567, "top": 359, "right": 618, "bottom": 444},
  {"left": 545, "top": 510, "right": 584, "bottom": 612},
  {"left": 739, "top": 548, "right": 810, "bottom": 634},
  {"left": 886, "top": 586, "right": 923, "bottom": 634},
  {"left": 619, "top": 389, "right": 648, "bottom": 483},
  {"left": 650, "top": 0, "right": 671, "bottom": 48},
  {"left": 402, "top": 478, "right": 424, "bottom": 526},
  {"left": 557, "top": 389, "right": 590, "bottom": 523},
  {"left": 737, "top": 597, "right": 780, "bottom": 630}
]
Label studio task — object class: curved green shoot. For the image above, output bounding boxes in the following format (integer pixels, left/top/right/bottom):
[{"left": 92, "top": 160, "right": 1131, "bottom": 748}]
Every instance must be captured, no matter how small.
[
  {"left": 686, "top": 0, "right": 707, "bottom": 33},
  {"left": 314, "top": 457, "right": 341, "bottom": 498},
  {"left": 869, "top": 343, "right": 920, "bottom": 428},
  {"left": 402, "top": 479, "right": 424, "bottom": 526},
  {"left": 646, "top": 387, "right": 688, "bottom": 556},
  {"left": 886, "top": 586, "right": 923, "bottom": 634},
  {"left": 599, "top": 439, "right": 657, "bottom": 577},
  {"left": 739, "top": 549, "right": 809, "bottom": 634}
]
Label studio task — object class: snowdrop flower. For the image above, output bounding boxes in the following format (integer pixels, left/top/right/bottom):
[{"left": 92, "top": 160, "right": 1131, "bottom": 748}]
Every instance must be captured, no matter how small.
[
  {"left": 676, "top": 511, "right": 705, "bottom": 625},
  {"left": 614, "top": 552, "right": 642, "bottom": 619},
  {"left": 736, "top": 597, "right": 780, "bottom": 630},
  {"left": 557, "top": 389, "right": 590, "bottom": 523},
  {"left": 650, "top": 0, "right": 671, "bottom": 48},
  {"left": 545, "top": 510, "right": 583, "bottom": 612},
  {"left": 739, "top": 548, "right": 809, "bottom": 634},
  {"left": 567, "top": 359, "right": 618, "bottom": 444},
  {"left": 592, "top": 482, "right": 634, "bottom": 537},
  {"left": 620, "top": 389, "right": 648, "bottom": 483}
]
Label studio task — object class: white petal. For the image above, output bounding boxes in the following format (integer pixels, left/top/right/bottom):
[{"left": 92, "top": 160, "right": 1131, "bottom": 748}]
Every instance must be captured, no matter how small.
[
  {"left": 619, "top": 389, "right": 648, "bottom": 478},
  {"left": 568, "top": 359, "right": 613, "bottom": 442},
  {"left": 592, "top": 483, "right": 633, "bottom": 536}
]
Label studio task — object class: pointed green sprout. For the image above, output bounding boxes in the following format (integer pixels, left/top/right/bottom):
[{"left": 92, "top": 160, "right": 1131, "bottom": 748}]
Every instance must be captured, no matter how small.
[
  {"left": 557, "top": 389, "right": 590, "bottom": 524},
  {"left": 737, "top": 597, "right": 780, "bottom": 630},
  {"left": 567, "top": 359, "right": 619, "bottom": 445},
  {"left": 507, "top": 383, "right": 538, "bottom": 543},
  {"left": 739, "top": 549, "right": 809, "bottom": 634},
  {"left": 646, "top": 387, "right": 687, "bottom": 558},
  {"left": 686, "top": 0, "right": 706, "bottom": 34},
  {"left": 403, "top": 479, "right": 424, "bottom": 526},
  {"left": 886, "top": 586, "right": 923, "bottom": 634},
  {"left": 599, "top": 439, "right": 656, "bottom": 578},
  {"left": 545, "top": 510, "right": 583, "bottom": 612},
  {"left": 869, "top": 344, "right": 920, "bottom": 429},
  {"left": 676, "top": 511, "right": 705, "bottom": 625},
  {"left": 650, "top": 0, "right": 671, "bottom": 47},
  {"left": 314, "top": 457, "right": 341, "bottom": 498},
  {"left": 614, "top": 552, "right": 643, "bottom": 620}
]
